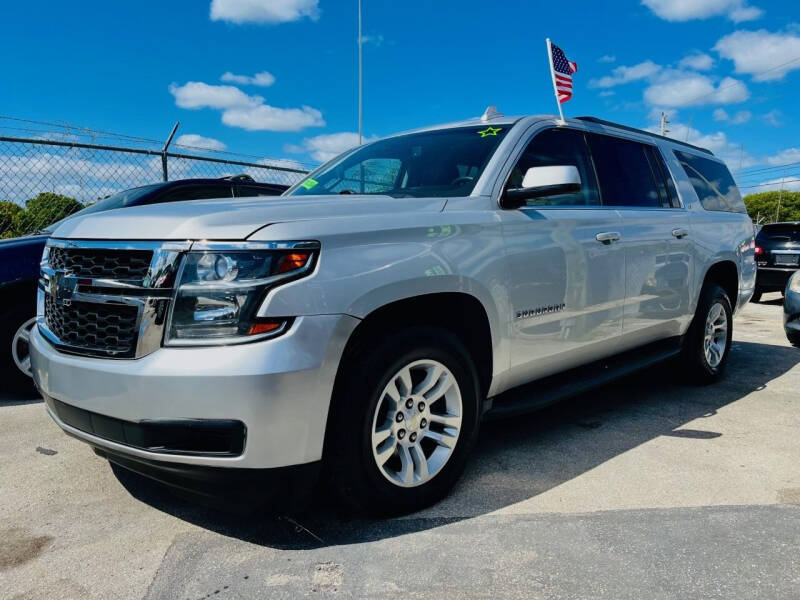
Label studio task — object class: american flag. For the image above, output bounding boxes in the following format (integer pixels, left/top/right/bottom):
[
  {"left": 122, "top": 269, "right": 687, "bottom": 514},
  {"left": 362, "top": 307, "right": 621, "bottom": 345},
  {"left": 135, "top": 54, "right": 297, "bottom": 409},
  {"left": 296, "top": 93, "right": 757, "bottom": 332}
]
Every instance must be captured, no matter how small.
[{"left": 550, "top": 42, "right": 578, "bottom": 103}]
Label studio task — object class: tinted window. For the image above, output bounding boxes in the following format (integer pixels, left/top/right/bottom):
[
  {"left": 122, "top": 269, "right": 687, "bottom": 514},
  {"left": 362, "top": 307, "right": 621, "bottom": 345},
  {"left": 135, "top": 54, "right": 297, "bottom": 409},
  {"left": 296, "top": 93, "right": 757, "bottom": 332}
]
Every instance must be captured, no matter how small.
[
  {"left": 289, "top": 126, "right": 509, "bottom": 199},
  {"left": 674, "top": 151, "right": 745, "bottom": 214},
  {"left": 155, "top": 185, "right": 233, "bottom": 204},
  {"left": 587, "top": 134, "right": 662, "bottom": 207},
  {"left": 508, "top": 128, "right": 600, "bottom": 206}
]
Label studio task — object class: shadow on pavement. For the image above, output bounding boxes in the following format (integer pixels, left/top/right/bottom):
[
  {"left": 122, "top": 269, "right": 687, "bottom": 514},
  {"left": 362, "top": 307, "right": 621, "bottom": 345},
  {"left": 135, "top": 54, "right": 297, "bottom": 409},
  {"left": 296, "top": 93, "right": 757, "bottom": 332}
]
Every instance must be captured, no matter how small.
[{"left": 103, "top": 339, "right": 799, "bottom": 549}]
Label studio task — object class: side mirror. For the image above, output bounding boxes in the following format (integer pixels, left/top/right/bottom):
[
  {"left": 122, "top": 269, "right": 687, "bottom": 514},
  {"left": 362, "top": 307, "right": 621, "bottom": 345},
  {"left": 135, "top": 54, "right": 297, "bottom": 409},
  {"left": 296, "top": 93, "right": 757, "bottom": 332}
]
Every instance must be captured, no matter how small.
[{"left": 502, "top": 165, "right": 582, "bottom": 209}]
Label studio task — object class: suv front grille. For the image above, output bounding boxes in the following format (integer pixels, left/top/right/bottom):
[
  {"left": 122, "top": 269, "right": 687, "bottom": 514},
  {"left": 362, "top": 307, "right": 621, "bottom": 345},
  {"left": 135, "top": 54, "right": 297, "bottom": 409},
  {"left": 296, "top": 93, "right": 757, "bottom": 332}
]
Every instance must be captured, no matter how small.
[
  {"left": 44, "top": 295, "right": 139, "bottom": 357},
  {"left": 49, "top": 247, "right": 153, "bottom": 280}
]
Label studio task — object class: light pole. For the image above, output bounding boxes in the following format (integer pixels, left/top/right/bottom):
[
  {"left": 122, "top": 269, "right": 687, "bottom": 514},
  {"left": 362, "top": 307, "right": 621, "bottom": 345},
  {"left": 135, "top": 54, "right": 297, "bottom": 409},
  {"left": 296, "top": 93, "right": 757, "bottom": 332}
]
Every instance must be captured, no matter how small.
[{"left": 358, "top": 0, "right": 363, "bottom": 145}]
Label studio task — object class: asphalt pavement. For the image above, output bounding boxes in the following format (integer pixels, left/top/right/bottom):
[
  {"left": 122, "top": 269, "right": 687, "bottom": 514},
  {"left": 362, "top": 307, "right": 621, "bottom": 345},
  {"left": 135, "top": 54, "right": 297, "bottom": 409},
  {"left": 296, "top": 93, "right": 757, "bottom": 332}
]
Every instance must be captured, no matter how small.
[{"left": 1, "top": 294, "right": 798, "bottom": 599}]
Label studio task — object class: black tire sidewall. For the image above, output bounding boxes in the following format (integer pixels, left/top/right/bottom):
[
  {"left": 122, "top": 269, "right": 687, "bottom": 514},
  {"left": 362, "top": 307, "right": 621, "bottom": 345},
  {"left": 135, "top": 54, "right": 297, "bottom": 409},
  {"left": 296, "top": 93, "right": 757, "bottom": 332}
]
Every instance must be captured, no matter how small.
[{"left": 329, "top": 326, "right": 480, "bottom": 514}]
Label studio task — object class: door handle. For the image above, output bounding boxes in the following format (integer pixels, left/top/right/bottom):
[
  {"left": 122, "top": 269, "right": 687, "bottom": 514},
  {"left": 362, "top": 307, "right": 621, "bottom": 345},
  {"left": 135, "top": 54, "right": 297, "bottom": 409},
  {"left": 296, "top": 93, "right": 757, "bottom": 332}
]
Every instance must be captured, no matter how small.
[
  {"left": 672, "top": 228, "right": 690, "bottom": 239},
  {"left": 595, "top": 231, "right": 621, "bottom": 244}
]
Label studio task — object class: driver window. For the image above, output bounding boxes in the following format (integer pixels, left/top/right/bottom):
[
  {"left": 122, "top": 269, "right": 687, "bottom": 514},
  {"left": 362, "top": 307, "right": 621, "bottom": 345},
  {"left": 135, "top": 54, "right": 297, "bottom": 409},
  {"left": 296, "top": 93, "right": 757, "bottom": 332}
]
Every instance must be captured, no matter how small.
[{"left": 509, "top": 128, "right": 600, "bottom": 207}]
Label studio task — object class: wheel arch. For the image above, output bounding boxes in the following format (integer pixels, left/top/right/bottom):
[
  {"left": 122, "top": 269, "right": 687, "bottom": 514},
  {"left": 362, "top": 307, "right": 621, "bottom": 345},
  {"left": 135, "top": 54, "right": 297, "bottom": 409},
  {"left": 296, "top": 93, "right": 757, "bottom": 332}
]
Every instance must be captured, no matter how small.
[{"left": 701, "top": 260, "right": 739, "bottom": 311}]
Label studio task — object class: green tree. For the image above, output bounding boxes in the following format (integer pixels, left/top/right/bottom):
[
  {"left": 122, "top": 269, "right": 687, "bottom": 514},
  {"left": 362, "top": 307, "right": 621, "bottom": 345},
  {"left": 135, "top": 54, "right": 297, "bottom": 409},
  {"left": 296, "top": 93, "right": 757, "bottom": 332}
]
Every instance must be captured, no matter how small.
[
  {"left": 16, "top": 192, "right": 84, "bottom": 236},
  {"left": 0, "top": 201, "right": 26, "bottom": 239},
  {"left": 744, "top": 191, "right": 800, "bottom": 225}
]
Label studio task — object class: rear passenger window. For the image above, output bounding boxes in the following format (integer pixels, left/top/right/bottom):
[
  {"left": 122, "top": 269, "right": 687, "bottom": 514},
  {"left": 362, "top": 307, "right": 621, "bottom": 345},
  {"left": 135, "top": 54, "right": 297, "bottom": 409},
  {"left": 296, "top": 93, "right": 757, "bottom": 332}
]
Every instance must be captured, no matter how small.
[
  {"left": 674, "top": 151, "right": 746, "bottom": 214},
  {"left": 586, "top": 134, "right": 662, "bottom": 208},
  {"left": 508, "top": 128, "right": 600, "bottom": 206}
]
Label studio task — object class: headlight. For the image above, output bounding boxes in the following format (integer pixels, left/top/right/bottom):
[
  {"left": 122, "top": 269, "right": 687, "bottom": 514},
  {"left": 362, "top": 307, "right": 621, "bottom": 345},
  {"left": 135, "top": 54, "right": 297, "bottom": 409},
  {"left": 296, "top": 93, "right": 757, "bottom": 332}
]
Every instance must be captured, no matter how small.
[
  {"left": 789, "top": 271, "right": 800, "bottom": 294},
  {"left": 166, "top": 241, "right": 318, "bottom": 345}
]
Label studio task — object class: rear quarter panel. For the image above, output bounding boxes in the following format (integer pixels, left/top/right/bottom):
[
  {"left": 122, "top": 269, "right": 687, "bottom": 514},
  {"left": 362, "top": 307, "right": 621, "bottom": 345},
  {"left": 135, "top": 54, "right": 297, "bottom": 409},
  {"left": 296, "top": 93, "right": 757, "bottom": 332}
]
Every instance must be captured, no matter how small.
[{"left": 660, "top": 146, "right": 756, "bottom": 312}]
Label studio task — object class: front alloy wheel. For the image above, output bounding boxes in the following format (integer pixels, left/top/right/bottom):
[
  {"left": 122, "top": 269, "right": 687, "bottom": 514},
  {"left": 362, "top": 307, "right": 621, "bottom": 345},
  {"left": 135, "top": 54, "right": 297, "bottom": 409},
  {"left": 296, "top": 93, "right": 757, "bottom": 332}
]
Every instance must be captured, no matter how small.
[
  {"left": 328, "top": 326, "right": 480, "bottom": 515},
  {"left": 371, "top": 359, "right": 462, "bottom": 488}
]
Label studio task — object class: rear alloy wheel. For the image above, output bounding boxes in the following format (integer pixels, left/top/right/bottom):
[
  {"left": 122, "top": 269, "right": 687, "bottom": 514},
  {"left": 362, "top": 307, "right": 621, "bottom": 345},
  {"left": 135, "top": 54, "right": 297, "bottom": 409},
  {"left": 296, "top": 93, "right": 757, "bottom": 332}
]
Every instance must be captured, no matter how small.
[
  {"left": 328, "top": 326, "right": 480, "bottom": 515},
  {"left": 682, "top": 283, "right": 733, "bottom": 383}
]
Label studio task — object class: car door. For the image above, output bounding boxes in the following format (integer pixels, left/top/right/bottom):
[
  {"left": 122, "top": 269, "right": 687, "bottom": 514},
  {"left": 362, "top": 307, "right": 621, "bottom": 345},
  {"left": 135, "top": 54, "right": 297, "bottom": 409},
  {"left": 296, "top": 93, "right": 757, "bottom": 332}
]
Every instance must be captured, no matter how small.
[
  {"left": 586, "top": 133, "right": 693, "bottom": 349},
  {"left": 501, "top": 127, "right": 626, "bottom": 388}
]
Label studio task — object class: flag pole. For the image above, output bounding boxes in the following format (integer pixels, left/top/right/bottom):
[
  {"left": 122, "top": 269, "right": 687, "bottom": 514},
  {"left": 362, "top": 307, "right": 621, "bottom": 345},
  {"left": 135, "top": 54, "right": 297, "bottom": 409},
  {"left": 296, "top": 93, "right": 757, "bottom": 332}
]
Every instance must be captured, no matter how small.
[{"left": 546, "top": 38, "right": 566, "bottom": 125}]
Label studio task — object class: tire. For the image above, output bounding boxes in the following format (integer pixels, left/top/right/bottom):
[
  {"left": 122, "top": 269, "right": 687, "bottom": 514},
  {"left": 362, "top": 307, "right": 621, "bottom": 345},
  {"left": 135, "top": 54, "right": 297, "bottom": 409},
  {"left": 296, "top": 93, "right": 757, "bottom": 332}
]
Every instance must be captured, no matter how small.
[
  {"left": 0, "top": 304, "right": 39, "bottom": 398},
  {"left": 750, "top": 288, "right": 762, "bottom": 303},
  {"left": 326, "top": 326, "right": 481, "bottom": 516},
  {"left": 681, "top": 283, "right": 733, "bottom": 384},
  {"left": 788, "top": 332, "right": 800, "bottom": 348}
]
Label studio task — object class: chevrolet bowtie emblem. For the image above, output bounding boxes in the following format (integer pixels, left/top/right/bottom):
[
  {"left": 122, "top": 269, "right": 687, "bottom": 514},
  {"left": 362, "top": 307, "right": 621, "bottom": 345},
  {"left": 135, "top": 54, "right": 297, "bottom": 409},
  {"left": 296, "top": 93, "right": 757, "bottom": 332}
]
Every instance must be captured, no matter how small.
[{"left": 53, "top": 271, "right": 78, "bottom": 305}]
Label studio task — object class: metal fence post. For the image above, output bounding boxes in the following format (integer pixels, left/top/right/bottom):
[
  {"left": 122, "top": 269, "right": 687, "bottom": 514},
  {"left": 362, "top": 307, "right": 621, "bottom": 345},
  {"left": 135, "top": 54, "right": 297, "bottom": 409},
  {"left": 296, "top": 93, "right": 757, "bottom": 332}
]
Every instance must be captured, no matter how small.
[{"left": 161, "top": 122, "right": 180, "bottom": 181}]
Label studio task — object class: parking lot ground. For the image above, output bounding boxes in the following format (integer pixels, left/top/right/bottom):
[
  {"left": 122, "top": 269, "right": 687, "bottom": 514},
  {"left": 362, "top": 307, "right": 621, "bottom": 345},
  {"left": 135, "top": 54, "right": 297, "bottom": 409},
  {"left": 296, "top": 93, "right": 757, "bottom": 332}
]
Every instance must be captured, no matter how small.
[{"left": 2, "top": 294, "right": 799, "bottom": 599}]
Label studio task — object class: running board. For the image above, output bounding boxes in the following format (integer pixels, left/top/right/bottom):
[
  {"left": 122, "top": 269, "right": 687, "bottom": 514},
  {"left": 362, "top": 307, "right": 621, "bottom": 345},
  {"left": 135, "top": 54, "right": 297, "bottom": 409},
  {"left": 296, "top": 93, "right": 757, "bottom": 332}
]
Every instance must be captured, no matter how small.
[{"left": 485, "top": 337, "right": 683, "bottom": 420}]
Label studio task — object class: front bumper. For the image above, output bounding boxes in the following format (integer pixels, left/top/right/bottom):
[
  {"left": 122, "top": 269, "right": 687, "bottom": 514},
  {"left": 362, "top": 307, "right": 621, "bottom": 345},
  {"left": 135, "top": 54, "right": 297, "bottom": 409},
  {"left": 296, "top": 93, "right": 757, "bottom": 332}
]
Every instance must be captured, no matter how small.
[{"left": 31, "top": 313, "right": 359, "bottom": 470}]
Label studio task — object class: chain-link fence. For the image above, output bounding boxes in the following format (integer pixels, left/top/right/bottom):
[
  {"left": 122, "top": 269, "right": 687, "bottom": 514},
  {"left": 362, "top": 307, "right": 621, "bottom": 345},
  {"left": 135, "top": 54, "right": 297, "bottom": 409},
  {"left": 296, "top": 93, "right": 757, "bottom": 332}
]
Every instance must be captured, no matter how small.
[{"left": 0, "top": 135, "right": 310, "bottom": 239}]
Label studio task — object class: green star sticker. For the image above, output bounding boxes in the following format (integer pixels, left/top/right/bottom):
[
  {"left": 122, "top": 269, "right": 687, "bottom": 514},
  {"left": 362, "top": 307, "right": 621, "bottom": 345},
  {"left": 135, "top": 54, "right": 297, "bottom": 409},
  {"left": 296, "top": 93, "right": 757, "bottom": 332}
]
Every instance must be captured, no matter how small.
[{"left": 477, "top": 126, "right": 502, "bottom": 137}]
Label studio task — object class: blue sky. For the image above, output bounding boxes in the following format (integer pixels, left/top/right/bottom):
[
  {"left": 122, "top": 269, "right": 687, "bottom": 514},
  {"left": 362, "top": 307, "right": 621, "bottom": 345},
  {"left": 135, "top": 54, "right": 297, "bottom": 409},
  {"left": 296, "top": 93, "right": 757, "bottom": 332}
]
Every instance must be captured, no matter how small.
[{"left": 2, "top": 0, "right": 800, "bottom": 191}]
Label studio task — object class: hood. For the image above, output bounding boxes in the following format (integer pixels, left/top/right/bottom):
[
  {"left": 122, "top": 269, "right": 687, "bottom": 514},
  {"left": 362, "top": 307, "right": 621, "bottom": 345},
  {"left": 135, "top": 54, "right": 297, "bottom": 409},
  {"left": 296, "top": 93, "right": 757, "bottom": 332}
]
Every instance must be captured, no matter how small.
[{"left": 51, "top": 195, "right": 447, "bottom": 240}]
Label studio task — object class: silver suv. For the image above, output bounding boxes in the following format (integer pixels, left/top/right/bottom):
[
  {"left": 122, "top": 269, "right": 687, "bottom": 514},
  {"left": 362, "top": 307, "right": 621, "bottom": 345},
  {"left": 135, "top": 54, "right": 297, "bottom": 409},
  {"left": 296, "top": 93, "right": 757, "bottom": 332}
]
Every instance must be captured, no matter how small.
[{"left": 30, "top": 113, "right": 756, "bottom": 514}]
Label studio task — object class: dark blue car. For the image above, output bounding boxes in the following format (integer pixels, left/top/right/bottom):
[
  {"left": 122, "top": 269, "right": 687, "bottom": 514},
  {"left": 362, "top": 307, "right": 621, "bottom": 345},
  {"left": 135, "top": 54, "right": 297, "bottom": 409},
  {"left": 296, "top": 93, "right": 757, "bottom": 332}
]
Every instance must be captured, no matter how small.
[{"left": 0, "top": 176, "right": 287, "bottom": 395}]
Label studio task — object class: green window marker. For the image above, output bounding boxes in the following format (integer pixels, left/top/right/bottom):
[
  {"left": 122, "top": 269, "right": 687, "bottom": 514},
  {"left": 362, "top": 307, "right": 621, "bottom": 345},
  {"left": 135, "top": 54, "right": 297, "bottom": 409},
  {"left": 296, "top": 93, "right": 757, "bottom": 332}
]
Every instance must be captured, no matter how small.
[{"left": 301, "top": 178, "right": 318, "bottom": 190}]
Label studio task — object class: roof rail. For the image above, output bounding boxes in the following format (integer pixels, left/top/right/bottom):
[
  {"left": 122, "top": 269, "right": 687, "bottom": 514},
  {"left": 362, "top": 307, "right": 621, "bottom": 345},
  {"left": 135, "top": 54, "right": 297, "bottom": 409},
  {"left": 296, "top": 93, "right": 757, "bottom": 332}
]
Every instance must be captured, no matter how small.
[{"left": 575, "top": 116, "right": 713, "bottom": 155}]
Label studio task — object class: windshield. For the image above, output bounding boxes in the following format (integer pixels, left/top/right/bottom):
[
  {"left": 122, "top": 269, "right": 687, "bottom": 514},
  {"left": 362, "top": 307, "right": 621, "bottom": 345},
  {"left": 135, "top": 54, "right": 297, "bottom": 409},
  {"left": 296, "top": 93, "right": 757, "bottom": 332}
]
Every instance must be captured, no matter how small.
[
  {"left": 75, "top": 183, "right": 163, "bottom": 217},
  {"left": 288, "top": 125, "right": 509, "bottom": 198}
]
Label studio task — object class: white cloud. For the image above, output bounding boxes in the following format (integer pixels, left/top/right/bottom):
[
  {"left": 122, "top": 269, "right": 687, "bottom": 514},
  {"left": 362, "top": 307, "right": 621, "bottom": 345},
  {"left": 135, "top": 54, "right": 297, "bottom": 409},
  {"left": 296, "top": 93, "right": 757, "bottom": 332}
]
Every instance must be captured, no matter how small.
[
  {"left": 762, "top": 109, "right": 783, "bottom": 127},
  {"left": 713, "top": 108, "right": 751, "bottom": 123},
  {"left": 715, "top": 29, "right": 800, "bottom": 81},
  {"left": 222, "top": 105, "right": 324, "bottom": 132},
  {"left": 645, "top": 117, "right": 755, "bottom": 168},
  {"left": 169, "top": 80, "right": 324, "bottom": 132},
  {"left": 642, "top": 0, "right": 762, "bottom": 22},
  {"left": 589, "top": 60, "right": 661, "bottom": 88},
  {"left": 598, "top": 55, "right": 616, "bottom": 63},
  {"left": 643, "top": 71, "right": 749, "bottom": 107},
  {"left": 361, "top": 34, "right": 385, "bottom": 46},
  {"left": 174, "top": 134, "right": 227, "bottom": 151},
  {"left": 678, "top": 53, "right": 714, "bottom": 71},
  {"left": 731, "top": 110, "right": 752, "bottom": 124},
  {"left": 764, "top": 148, "right": 800, "bottom": 166},
  {"left": 598, "top": 90, "right": 615, "bottom": 97},
  {"left": 210, "top": 0, "right": 319, "bottom": 24},
  {"left": 169, "top": 82, "right": 259, "bottom": 109},
  {"left": 285, "top": 132, "right": 378, "bottom": 162},
  {"left": 221, "top": 70, "right": 275, "bottom": 86}
]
